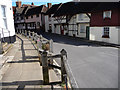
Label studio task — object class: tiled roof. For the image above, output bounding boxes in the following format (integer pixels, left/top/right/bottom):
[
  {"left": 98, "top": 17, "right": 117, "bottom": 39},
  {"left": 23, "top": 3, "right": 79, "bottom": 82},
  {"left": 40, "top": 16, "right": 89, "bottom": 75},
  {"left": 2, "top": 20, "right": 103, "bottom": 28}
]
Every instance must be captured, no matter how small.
[
  {"left": 45, "top": 3, "right": 62, "bottom": 15},
  {"left": 53, "top": 2, "right": 99, "bottom": 17},
  {"left": 53, "top": 2, "right": 120, "bottom": 17},
  {"left": 25, "top": 5, "right": 46, "bottom": 16},
  {"left": 91, "top": 2, "right": 120, "bottom": 12}
]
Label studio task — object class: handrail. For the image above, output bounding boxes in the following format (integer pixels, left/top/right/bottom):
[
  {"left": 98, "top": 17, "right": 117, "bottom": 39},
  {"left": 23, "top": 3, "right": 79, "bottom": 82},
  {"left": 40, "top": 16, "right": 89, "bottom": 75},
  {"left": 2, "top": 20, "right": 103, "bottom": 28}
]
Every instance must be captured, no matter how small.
[
  {"left": 17, "top": 29, "right": 78, "bottom": 89},
  {"left": 0, "top": 27, "right": 11, "bottom": 43}
]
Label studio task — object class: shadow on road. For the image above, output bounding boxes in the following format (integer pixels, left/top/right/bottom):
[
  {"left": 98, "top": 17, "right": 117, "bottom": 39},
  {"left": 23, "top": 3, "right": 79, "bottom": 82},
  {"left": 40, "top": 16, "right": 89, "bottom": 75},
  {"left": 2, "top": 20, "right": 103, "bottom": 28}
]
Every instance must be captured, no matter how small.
[
  {"left": 1, "top": 80, "right": 43, "bottom": 89},
  {"left": 39, "top": 32, "right": 100, "bottom": 47}
]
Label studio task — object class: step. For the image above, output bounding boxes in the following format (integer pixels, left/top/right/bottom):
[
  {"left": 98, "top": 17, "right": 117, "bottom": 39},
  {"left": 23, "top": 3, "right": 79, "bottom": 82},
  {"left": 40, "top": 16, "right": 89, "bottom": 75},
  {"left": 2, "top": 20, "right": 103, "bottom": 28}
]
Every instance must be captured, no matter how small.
[
  {"left": 2, "top": 42, "right": 8, "bottom": 48},
  {"left": 3, "top": 43, "right": 13, "bottom": 55}
]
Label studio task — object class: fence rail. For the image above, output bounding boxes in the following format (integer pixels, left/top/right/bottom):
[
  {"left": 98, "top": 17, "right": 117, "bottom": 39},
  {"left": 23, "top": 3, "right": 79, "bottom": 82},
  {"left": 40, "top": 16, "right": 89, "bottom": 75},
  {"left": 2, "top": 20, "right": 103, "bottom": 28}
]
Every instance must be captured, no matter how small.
[{"left": 16, "top": 29, "right": 78, "bottom": 89}]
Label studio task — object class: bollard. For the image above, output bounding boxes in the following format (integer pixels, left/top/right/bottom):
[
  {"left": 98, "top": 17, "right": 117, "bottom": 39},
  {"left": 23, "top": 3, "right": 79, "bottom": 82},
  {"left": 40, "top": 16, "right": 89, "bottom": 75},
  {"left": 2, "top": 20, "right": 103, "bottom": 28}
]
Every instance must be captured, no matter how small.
[
  {"left": 32, "top": 32, "right": 34, "bottom": 41},
  {"left": 30, "top": 32, "right": 33, "bottom": 40},
  {"left": 42, "top": 51, "right": 49, "bottom": 84},
  {"left": 40, "top": 35, "right": 43, "bottom": 40},
  {"left": 23, "top": 30, "right": 25, "bottom": 36},
  {"left": 22, "top": 30, "right": 23, "bottom": 35},
  {"left": 49, "top": 39, "right": 53, "bottom": 53},
  {"left": 0, "top": 34, "right": 3, "bottom": 54},
  {"left": 37, "top": 38, "right": 42, "bottom": 50},
  {"left": 60, "top": 49, "right": 67, "bottom": 83},
  {"left": 27, "top": 31, "right": 29, "bottom": 38},
  {"left": 16, "top": 29, "right": 17, "bottom": 34},
  {"left": 19, "top": 29, "right": 21, "bottom": 34}
]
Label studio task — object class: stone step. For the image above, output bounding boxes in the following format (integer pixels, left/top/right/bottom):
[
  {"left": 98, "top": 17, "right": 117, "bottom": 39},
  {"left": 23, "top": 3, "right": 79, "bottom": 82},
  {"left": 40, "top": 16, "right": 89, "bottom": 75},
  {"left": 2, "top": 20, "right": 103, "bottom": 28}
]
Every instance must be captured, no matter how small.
[
  {"left": 3, "top": 43, "right": 13, "bottom": 55},
  {"left": 2, "top": 42, "right": 8, "bottom": 48}
]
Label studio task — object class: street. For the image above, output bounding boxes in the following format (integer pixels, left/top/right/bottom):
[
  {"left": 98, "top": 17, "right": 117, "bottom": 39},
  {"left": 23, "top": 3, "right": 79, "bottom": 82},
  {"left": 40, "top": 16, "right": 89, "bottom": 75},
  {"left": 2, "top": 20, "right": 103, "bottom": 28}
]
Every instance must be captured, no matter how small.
[{"left": 41, "top": 32, "right": 118, "bottom": 88}]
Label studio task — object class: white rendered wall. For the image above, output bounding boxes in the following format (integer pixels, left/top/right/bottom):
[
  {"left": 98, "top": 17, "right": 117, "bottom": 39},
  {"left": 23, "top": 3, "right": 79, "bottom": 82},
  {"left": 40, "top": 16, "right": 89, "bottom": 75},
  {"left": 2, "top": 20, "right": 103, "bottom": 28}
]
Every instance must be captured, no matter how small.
[
  {"left": 118, "top": 27, "right": 120, "bottom": 44},
  {"left": 90, "top": 27, "right": 119, "bottom": 44},
  {"left": 0, "top": 0, "right": 15, "bottom": 38},
  {"left": 45, "top": 15, "right": 49, "bottom": 32},
  {"left": 77, "top": 23, "right": 89, "bottom": 38}
]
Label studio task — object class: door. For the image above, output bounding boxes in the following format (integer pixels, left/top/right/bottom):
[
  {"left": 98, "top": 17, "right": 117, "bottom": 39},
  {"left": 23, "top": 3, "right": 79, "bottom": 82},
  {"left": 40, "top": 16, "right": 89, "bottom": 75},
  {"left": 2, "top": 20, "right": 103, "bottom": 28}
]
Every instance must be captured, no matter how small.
[{"left": 86, "top": 26, "right": 90, "bottom": 40}]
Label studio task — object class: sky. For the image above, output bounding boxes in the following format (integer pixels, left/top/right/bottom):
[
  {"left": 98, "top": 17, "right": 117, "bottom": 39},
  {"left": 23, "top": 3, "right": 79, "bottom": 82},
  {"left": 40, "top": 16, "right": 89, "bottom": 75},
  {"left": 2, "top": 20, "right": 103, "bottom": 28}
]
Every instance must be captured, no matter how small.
[
  {"left": 12, "top": 0, "right": 72, "bottom": 6},
  {"left": 12, "top": 0, "right": 120, "bottom": 6}
]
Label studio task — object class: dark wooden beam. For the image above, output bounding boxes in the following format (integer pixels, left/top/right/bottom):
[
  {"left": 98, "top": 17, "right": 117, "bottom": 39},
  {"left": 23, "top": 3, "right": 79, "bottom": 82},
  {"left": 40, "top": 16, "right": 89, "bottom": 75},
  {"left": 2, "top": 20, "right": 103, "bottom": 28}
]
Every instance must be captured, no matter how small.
[{"left": 86, "top": 13, "right": 91, "bottom": 19}]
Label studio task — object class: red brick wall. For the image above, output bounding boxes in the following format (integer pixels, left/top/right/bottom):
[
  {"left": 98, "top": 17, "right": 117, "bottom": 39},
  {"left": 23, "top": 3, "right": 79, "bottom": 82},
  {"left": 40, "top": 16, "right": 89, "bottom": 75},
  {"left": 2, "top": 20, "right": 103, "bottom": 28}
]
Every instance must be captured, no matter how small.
[{"left": 90, "top": 8, "right": 119, "bottom": 27}]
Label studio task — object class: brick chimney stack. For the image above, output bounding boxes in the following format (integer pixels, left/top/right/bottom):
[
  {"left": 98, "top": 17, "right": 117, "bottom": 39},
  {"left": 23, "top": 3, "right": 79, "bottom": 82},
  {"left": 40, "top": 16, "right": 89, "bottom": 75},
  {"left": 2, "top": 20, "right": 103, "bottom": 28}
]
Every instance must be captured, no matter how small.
[
  {"left": 31, "top": 2, "right": 34, "bottom": 5},
  {"left": 47, "top": 3, "right": 52, "bottom": 9},
  {"left": 16, "top": 0, "right": 22, "bottom": 8}
]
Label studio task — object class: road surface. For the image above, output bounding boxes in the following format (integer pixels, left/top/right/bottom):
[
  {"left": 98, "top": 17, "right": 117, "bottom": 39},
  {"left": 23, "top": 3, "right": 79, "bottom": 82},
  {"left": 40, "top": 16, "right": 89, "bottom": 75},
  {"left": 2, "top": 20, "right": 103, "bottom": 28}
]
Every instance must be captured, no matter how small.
[{"left": 41, "top": 33, "right": 118, "bottom": 88}]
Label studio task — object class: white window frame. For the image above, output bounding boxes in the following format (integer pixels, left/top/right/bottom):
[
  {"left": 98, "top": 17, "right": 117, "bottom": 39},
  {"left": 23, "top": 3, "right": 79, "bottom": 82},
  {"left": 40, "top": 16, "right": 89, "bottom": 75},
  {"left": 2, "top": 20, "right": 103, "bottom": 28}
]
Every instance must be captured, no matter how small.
[
  {"left": 80, "top": 24, "right": 85, "bottom": 33},
  {"left": 1, "top": 5, "right": 7, "bottom": 29},
  {"left": 103, "top": 27, "right": 110, "bottom": 37},
  {"left": 103, "top": 10, "right": 112, "bottom": 19}
]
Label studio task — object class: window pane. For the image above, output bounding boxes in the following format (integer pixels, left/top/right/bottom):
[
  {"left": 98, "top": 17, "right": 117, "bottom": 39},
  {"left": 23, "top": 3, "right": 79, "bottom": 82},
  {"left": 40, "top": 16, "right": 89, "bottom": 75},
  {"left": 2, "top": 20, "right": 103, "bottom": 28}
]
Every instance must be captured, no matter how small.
[
  {"left": 104, "top": 27, "right": 109, "bottom": 36},
  {"left": 80, "top": 25, "right": 85, "bottom": 33},
  {"left": 78, "top": 14, "right": 83, "bottom": 21},
  {"left": 1, "top": 5, "right": 6, "bottom": 17}
]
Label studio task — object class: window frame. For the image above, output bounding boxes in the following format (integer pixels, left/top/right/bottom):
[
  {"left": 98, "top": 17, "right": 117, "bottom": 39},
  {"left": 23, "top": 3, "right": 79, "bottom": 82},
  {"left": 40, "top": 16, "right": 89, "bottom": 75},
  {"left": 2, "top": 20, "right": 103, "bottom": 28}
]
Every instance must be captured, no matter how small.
[
  {"left": 31, "top": 15, "right": 33, "bottom": 18},
  {"left": 103, "top": 10, "right": 112, "bottom": 19},
  {"left": 80, "top": 24, "right": 85, "bottom": 33},
  {"left": 1, "top": 5, "right": 7, "bottom": 29},
  {"left": 102, "top": 27, "right": 110, "bottom": 38},
  {"left": 36, "top": 14, "right": 39, "bottom": 17}
]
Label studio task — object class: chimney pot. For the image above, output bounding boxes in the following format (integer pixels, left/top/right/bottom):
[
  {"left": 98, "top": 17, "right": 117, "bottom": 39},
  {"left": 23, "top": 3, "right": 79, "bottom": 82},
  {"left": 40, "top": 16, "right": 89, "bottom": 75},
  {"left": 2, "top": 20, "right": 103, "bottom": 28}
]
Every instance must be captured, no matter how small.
[
  {"left": 31, "top": 2, "right": 34, "bottom": 5},
  {"left": 47, "top": 3, "right": 52, "bottom": 9},
  {"left": 16, "top": 0, "right": 22, "bottom": 8}
]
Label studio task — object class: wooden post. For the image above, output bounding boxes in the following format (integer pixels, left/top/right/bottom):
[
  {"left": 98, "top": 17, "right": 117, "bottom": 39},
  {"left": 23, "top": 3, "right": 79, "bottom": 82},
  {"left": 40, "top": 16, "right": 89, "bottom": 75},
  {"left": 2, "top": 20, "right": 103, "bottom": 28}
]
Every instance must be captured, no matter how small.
[
  {"left": 37, "top": 38, "right": 42, "bottom": 65},
  {"left": 49, "top": 39, "right": 53, "bottom": 53},
  {"left": 42, "top": 51, "right": 49, "bottom": 84},
  {"left": 60, "top": 49, "right": 67, "bottom": 83},
  {"left": 28, "top": 31, "right": 30, "bottom": 38},
  {"left": 0, "top": 34, "right": 3, "bottom": 54}
]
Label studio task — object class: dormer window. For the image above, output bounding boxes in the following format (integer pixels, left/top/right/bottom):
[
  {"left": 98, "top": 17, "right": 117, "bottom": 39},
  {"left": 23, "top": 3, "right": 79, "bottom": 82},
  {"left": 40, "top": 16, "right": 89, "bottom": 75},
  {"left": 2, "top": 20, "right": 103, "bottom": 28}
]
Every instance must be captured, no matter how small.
[{"left": 103, "top": 10, "right": 112, "bottom": 19}]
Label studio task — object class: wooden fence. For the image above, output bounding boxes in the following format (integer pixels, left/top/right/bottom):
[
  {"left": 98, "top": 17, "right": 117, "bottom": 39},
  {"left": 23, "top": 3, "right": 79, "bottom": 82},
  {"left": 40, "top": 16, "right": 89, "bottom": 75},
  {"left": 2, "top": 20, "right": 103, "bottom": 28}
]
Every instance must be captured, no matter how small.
[{"left": 16, "top": 29, "right": 78, "bottom": 89}]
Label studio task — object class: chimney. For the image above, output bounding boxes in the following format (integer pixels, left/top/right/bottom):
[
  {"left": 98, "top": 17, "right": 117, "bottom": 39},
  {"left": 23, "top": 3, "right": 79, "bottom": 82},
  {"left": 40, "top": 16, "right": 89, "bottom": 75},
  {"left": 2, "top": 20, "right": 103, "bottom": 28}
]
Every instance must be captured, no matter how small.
[
  {"left": 16, "top": 0, "right": 22, "bottom": 8},
  {"left": 31, "top": 2, "right": 34, "bottom": 5},
  {"left": 47, "top": 3, "right": 52, "bottom": 9}
]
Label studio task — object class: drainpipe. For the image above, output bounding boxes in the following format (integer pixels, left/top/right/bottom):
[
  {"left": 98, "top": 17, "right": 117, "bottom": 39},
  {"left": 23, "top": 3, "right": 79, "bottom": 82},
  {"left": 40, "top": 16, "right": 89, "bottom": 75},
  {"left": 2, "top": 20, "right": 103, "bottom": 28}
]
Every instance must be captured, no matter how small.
[{"left": 0, "top": 34, "right": 3, "bottom": 54}]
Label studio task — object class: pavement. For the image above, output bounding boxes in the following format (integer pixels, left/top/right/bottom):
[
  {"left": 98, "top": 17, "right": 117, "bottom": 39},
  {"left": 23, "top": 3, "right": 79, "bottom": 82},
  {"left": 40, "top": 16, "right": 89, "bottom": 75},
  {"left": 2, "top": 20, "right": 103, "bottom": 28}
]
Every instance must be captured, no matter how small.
[
  {"left": 0, "top": 34, "right": 61, "bottom": 90},
  {"left": 40, "top": 32, "right": 118, "bottom": 88}
]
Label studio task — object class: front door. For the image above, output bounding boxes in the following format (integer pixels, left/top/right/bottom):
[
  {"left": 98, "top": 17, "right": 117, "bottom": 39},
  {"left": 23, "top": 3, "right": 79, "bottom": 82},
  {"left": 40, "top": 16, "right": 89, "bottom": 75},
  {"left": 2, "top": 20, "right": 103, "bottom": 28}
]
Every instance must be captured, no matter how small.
[{"left": 86, "top": 26, "right": 90, "bottom": 40}]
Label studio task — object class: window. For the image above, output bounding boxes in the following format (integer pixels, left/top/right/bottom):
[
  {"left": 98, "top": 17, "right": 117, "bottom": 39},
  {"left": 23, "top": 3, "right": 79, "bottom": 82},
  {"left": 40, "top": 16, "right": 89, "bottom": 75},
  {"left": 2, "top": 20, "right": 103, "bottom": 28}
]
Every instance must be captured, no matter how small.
[
  {"left": 102, "top": 27, "right": 110, "bottom": 38},
  {"left": 31, "top": 15, "right": 33, "bottom": 18},
  {"left": 1, "top": 5, "right": 7, "bottom": 29},
  {"left": 103, "top": 11, "right": 112, "bottom": 19},
  {"left": 37, "top": 22, "right": 40, "bottom": 26},
  {"left": 78, "top": 14, "right": 83, "bottom": 21},
  {"left": 36, "top": 14, "right": 39, "bottom": 17},
  {"left": 80, "top": 25, "right": 85, "bottom": 33},
  {"left": 26, "top": 16, "right": 28, "bottom": 19},
  {"left": 21, "top": 17, "right": 23, "bottom": 20}
]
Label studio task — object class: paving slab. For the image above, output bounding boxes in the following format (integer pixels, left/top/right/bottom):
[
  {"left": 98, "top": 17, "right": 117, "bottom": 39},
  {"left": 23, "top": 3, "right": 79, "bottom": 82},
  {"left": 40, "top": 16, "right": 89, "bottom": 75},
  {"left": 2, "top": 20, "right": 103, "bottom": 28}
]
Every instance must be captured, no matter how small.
[{"left": 0, "top": 34, "right": 61, "bottom": 89}]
